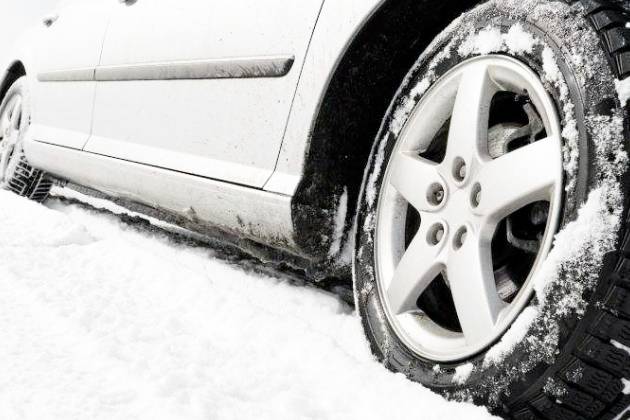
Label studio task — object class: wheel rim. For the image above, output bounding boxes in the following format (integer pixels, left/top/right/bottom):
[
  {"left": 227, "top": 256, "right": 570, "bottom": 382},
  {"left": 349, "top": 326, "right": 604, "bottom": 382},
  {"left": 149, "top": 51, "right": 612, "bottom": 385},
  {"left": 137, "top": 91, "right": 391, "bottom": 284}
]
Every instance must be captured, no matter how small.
[
  {"left": 0, "top": 93, "right": 24, "bottom": 185},
  {"left": 375, "top": 56, "right": 563, "bottom": 362}
]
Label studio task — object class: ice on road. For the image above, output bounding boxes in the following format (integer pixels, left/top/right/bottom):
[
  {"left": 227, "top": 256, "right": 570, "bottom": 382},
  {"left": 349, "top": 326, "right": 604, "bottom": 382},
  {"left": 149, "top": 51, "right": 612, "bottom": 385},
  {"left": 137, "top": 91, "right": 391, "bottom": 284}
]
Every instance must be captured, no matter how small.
[{"left": 0, "top": 189, "right": 495, "bottom": 420}]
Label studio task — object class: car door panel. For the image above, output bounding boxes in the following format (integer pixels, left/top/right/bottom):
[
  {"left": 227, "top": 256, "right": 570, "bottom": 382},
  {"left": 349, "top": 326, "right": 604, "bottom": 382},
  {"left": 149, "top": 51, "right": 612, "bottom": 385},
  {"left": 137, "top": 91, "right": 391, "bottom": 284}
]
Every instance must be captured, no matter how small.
[
  {"left": 29, "top": 0, "right": 112, "bottom": 150},
  {"left": 85, "top": 0, "right": 323, "bottom": 188}
]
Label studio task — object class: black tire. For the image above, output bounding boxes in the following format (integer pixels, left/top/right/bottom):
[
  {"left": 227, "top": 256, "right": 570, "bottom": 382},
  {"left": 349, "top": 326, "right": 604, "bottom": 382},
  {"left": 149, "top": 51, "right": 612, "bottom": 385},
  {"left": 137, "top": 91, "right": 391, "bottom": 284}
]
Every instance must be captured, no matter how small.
[
  {"left": 0, "top": 77, "right": 52, "bottom": 203},
  {"left": 354, "top": 1, "right": 630, "bottom": 419}
]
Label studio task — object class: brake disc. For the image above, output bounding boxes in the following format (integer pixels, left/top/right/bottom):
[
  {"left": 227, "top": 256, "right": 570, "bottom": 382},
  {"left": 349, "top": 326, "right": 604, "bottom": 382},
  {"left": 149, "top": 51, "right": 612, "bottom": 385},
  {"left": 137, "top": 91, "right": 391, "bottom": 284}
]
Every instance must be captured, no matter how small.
[{"left": 488, "top": 102, "right": 547, "bottom": 255}]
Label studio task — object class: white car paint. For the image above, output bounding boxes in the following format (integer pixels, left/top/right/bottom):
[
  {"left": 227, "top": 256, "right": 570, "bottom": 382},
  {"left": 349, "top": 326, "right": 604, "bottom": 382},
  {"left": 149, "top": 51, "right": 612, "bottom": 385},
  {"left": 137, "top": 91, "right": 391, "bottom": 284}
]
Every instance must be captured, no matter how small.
[
  {"left": 29, "top": 0, "right": 113, "bottom": 150},
  {"left": 10, "top": 0, "right": 384, "bottom": 253},
  {"left": 84, "top": 0, "right": 323, "bottom": 188}
]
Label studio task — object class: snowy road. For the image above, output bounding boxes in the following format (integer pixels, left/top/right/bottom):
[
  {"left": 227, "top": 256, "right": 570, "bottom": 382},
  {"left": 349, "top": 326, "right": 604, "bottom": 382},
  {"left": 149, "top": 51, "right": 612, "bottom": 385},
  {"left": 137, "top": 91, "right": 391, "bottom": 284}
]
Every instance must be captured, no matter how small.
[{"left": 0, "top": 188, "right": 495, "bottom": 420}]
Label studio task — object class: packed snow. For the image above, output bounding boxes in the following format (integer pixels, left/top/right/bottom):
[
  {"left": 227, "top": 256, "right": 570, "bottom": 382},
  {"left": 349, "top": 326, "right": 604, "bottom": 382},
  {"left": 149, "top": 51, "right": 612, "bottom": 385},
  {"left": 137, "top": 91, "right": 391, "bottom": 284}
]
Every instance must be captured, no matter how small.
[{"left": 0, "top": 188, "right": 495, "bottom": 420}]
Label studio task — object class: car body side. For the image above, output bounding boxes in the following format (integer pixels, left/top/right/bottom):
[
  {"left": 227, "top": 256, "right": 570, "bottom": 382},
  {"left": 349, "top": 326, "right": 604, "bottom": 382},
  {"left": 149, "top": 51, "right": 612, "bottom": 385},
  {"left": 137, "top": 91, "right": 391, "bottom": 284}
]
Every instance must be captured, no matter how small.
[{"left": 1, "top": 0, "right": 479, "bottom": 278}]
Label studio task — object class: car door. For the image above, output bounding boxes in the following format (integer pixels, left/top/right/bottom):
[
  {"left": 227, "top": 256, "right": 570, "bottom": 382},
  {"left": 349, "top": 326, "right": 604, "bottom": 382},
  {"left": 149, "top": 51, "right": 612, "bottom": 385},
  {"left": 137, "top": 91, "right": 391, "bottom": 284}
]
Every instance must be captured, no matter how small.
[
  {"left": 29, "top": 0, "right": 113, "bottom": 150},
  {"left": 84, "top": 0, "right": 323, "bottom": 188}
]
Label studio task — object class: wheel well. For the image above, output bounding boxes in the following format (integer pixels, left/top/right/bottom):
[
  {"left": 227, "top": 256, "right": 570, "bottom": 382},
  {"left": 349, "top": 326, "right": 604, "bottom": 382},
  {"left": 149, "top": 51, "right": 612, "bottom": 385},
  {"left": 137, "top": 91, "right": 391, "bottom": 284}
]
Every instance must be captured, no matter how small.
[
  {"left": 292, "top": 0, "right": 482, "bottom": 265},
  {"left": 0, "top": 61, "right": 26, "bottom": 103}
]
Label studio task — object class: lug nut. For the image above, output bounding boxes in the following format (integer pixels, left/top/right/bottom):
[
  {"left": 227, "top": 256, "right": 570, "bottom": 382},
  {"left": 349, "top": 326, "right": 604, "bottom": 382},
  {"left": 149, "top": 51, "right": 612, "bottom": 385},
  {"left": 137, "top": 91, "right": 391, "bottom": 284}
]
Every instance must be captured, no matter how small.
[
  {"left": 434, "top": 189, "right": 444, "bottom": 203},
  {"left": 453, "top": 227, "right": 468, "bottom": 250},
  {"left": 427, "top": 224, "right": 445, "bottom": 246},
  {"left": 471, "top": 183, "right": 482, "bottom": 208},
  {"left": 453, "top": 158, "right": 467, "bottom": 182},
  {"left": 427, "top": 183, "right": 445, "bottom": 206}
]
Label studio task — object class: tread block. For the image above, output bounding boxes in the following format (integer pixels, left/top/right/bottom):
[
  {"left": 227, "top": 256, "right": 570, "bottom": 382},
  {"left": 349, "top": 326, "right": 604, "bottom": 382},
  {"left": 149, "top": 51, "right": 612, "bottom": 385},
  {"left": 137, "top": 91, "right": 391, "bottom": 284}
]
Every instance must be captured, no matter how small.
[
  {"left": 531, "top": 394, "right": 586, "bottom": 420},
  {"left": 577, "top": 336, "right": 630, "bottom": 378},
  {"left": 619, "top": 237, "right": 630, "bottom": 257},
  {"left": 599, "top": 397, "right": 630, "bottom": 420},
  {"left": 560, "top": 359, "right": 623, "bottom": 403},
  {"left": 615, "top": 51, "right": 630, "bottom": 77},
  {"left": 580, "top": 0, "right": 618, "bottom": 14},
  {"left": 605, "top": 286, "right": 630, "bottom": 317},
  {"left": 589, "top": 9, "right": 629, "bottom": 30},
  {"left": 554, "top": 383, "right": 606, "bottom": 417},
  {"left": 603, "top": 27, "right": 630, "bottom": 53},
  {"left": 512, "top": 407, "right": 542, "bottom": 420},
  {"left": 590, "top": 313, "right": 630, "bottom": 347}
]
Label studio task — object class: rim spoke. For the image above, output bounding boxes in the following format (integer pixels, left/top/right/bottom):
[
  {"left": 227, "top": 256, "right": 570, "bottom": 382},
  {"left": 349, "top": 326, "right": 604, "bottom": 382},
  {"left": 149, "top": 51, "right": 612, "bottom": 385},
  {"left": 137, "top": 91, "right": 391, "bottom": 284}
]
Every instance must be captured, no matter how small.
[
  {"left": 9, "top": 96, "right": 22, "bottom": 130},
  {"left": 389, "top": 152, "right": 444, "bottom": 212},
  {"left": 387, "top": 220, "right": 444, "bottom": 315},
  {"left": 0, "top": 142, "right": 13, "bottom": 182},
  {"left": 444, "top": 62, "right": 497, "bottom": 164},
  {"left": 474, "top": 136, "right": 561, "bottom": 223},
  {"left": 447, "top": 232, "right": 505, "bottom": 344},
  {"left": 0, "top": 95, "right": 24, "bottom": 183},
  {"left": 0, "top": 99, "right": 15, "bottom": 139}
]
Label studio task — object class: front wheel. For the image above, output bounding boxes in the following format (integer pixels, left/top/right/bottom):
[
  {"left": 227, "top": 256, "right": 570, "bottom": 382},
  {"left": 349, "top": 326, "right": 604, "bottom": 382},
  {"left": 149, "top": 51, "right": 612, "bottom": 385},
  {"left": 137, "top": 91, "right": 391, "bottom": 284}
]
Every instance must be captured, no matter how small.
[
  {"left": 355, "top": 1, "right": 630, "bottom": 418},
  {"left": 0, "top": 77, "right": 52, "bottom": 202}
]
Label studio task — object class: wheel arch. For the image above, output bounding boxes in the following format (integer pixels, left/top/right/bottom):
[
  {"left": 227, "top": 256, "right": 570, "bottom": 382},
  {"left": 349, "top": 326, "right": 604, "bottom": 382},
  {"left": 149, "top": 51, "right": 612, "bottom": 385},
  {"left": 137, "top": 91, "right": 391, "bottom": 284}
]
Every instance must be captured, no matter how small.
[
  {"left": 0, "top": 61, "right": 27, "bottom": 104},
  {"left": 291, "top": 0, "right": 482, "bottom": 271}
]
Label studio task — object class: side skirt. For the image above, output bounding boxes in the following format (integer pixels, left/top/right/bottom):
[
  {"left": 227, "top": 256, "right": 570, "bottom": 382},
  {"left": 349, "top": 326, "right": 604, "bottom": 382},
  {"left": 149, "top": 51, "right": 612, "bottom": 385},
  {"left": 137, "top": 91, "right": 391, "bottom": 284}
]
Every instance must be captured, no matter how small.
[{"left": 24, "top": 140, "right": 302, "bottom": 257}]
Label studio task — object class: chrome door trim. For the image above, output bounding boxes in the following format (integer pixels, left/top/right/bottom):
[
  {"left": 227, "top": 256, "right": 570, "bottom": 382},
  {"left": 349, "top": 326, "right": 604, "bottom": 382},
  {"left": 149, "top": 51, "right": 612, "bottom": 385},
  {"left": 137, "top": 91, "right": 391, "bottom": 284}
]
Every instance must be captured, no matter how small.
[
  {"left": 37, "top": 68, "right": 95, "bottom": 82},
  {"left": 38, "top": 55, "right": 295, "bottom": 82}
]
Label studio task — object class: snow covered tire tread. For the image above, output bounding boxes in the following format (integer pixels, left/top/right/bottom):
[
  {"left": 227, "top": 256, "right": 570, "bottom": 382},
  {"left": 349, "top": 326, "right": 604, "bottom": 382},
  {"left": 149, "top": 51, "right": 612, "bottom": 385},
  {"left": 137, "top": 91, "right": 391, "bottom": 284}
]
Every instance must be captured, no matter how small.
[
  {"left": 0, "top": 77, "right": 52, "bottom": 203},
  {"left": 7, "top": 156, "right": 52, "bottom": 203},
  {"left": 506, "top": 3, "right": 630, "bottom": 419}
]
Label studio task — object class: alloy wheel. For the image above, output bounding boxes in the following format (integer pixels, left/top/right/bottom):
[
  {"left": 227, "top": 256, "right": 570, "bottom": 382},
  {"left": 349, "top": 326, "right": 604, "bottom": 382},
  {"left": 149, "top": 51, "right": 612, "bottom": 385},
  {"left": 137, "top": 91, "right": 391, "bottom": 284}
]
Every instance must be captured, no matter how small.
[
  {"left": 0, "top": 93, "right": 24, "bottom": 185},
  {"left": 375, "top": 56, "right": 563, "bottom": 362}
]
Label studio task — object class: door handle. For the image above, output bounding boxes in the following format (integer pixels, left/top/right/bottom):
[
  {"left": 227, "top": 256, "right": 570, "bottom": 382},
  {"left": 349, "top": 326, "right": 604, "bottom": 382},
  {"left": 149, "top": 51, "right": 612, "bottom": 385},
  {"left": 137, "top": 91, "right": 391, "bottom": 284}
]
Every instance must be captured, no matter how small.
[{"left": 42, "top": 14, "right": 59, "bottom": 27}]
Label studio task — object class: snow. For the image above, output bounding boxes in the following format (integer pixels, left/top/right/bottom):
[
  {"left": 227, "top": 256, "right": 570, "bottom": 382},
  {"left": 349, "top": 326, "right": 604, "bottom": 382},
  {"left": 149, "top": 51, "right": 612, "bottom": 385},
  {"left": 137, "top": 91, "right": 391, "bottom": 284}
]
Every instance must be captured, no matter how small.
[
  {"left": 453, "top": 363, "right": 474, "bottom": 385},
  {"left": 541, "top": 46, "right": 581, "bottom": 197},
  {"left": 541, "top": 47, "right": 562, "bottom": 82},
  {"left": 458, "top": 26, "right": 504, "bottom": 56},
  {"left": 503, "top": 25, "right": 536, "bottom": 55},
  {"left": 484, "top": 307, "right": 538, "bottom": 367},
  {"left": 328, "top": 187, "right": 348, "bottom": 259},
  {"left": 615, "top": 78, "right": 630, "bottom": 106},
  {"left": 458, "top": 24, "right": 536, "bottom": 56},
  {"left": 0, "top": 188, "right": 495, "bottom": 420}
]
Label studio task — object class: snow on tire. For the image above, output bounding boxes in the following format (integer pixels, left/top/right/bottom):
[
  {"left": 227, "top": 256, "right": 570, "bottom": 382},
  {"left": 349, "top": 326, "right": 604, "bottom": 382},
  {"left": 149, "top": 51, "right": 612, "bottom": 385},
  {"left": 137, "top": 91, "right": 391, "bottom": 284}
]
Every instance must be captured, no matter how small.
[{"left": 354, "top": 0, "right": 630, "bottom": 418}]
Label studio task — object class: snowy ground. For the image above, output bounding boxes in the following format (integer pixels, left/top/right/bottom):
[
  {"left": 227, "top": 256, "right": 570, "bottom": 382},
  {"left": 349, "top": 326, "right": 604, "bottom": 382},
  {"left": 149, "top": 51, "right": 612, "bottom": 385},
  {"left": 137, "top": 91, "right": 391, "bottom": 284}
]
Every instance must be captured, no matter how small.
[{"left": 0, "top": 188, "right": 496, "bottom": 420}]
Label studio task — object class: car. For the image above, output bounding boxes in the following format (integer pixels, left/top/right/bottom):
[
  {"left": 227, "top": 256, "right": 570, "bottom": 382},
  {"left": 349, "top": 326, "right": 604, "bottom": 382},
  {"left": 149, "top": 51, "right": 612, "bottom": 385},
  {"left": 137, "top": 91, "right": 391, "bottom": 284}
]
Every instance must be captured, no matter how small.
[{"left": 2, "top": 0, "right": 630, "bottom": 418}]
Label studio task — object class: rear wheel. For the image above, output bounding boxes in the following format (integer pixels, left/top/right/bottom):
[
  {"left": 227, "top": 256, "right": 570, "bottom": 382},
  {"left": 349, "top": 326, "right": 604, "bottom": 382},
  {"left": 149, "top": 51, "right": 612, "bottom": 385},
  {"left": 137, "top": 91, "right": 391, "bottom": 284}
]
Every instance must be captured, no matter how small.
[
  {"left": 355, "top": 0, "right": 630, "bottom": 418},
  {"left": 0, "top": 77, "right": 52, "bottom": 202}
]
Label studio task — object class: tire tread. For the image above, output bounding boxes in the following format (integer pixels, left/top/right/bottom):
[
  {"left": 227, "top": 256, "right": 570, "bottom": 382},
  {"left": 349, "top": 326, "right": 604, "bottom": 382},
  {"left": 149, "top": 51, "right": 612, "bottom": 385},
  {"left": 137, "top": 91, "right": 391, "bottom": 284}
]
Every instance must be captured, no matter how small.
[{"left": 505, "top": 1, "right": 630, "bottom": 418}]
